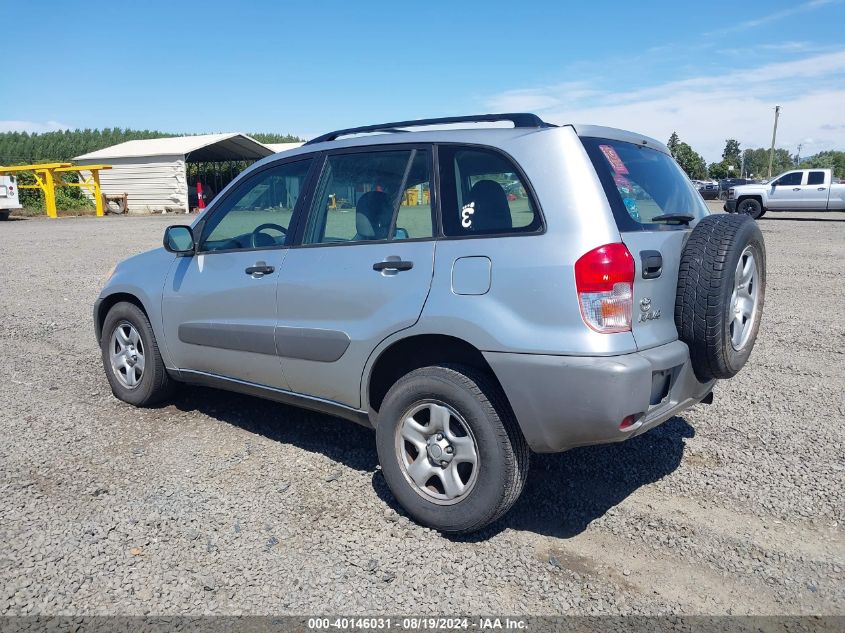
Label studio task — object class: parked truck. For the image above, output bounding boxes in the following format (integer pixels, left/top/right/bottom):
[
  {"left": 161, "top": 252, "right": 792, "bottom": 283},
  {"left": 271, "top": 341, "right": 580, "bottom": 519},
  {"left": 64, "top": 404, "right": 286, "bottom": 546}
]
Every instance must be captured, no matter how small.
[
  {"left": 725, "top": 168, "right": 845, "bottom": 218},
  {"left": 0, "top": 174, "right": 22, "bottom": 220}
]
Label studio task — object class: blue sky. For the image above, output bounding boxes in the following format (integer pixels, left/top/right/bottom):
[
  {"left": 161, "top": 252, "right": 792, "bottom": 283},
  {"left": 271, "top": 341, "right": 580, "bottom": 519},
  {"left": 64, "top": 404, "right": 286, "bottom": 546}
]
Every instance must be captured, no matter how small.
[{"left": 3, "top": 0, "right": 844, "bottom": 161}]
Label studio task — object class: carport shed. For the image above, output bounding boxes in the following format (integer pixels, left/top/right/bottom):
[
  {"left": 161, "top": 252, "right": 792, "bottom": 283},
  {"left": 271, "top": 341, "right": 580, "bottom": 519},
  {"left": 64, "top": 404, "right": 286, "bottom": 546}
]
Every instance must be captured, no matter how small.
[{"left": 73, "top": 133, "right": 273, "bottom": 213}]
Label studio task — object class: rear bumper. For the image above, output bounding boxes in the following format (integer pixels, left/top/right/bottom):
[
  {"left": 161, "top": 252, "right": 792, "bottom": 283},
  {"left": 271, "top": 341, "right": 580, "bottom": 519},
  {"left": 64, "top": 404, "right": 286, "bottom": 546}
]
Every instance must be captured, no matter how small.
[
  {"left": 484, "top": 340, "right": 715, "bottom": 453},
  {"left": 724, "top": 199, "right": 737, "bottom": 212}
]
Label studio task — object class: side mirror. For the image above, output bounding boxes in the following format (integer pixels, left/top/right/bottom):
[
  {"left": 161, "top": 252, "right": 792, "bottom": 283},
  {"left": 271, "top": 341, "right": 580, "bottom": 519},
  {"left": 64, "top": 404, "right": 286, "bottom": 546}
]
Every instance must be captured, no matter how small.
[
  {"left": 394, "top": 227, "right": 410, "bottom": 240},
  {"left": 163, "top": 225, "right": 195, "bottom": 254}
]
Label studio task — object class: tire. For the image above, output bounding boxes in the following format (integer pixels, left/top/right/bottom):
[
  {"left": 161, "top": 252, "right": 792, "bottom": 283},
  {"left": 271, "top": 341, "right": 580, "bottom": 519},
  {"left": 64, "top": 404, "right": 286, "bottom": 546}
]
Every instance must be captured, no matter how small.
[
  {"left": 675, "top": 214, "right": 766, "bottom": 381},
  {"left": 0, "top": 210, "right": 10, "bottom": 221},
  {"left": 375, "top": 364, "right": 529, "bottom": 534},
  {"left": 100, "top": 301, "right": 174, "bottom": 406},
  {"left": 737, "top": 197, "right": 763, "bottom": 219}
]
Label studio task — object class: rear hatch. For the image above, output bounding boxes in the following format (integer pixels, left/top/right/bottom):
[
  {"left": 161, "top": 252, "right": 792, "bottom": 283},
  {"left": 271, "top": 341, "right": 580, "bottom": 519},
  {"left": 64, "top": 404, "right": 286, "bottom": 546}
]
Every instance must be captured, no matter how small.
[{"left": 580, "top": 136, "right": 710, "bottom": 351}]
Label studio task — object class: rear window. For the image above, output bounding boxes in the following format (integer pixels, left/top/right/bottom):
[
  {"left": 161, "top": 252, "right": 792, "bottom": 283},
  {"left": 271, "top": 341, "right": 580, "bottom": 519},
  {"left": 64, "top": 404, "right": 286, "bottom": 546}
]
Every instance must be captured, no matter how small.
[{"left": 582, "top": 137, "right": 708, "bottom": 231}]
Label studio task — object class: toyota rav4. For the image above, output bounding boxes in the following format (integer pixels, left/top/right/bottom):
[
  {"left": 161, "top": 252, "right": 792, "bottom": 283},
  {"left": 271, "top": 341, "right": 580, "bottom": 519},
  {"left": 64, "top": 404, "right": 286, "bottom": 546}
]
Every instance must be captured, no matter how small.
[{"left": 95, "top": 114, "right": 766, "bottom": 533}]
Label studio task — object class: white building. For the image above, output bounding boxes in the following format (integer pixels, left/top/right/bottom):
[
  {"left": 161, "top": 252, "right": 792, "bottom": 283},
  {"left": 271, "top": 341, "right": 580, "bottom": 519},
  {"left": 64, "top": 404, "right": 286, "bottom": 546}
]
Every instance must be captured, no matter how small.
[{"left": 74, "top": 133, "right": 275, "bottom": 213}]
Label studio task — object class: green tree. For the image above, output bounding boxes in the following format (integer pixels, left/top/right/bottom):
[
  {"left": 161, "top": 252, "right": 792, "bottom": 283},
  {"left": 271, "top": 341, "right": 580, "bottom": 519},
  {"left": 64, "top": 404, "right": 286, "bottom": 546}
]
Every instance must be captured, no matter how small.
[
  {"left": 665, "top": 132, "right": 706, "bottom": 179},
  {"left": 667, "top": 132, "right": 680, "bottom": 155},
  {"left": 722, "top": 139, "right": 741, "bottom": 165},
  {"left": 738, "top": 148, "right": 795, "bottom": 179},
  {"left": 673, "top": 142, "right": 707, "bottom": 179},
  {"left": 0, "top": 129, "right": 302, "bottom": 164},
  {"left": 798, "top": 151, "right": 845, "bottom": 179}
]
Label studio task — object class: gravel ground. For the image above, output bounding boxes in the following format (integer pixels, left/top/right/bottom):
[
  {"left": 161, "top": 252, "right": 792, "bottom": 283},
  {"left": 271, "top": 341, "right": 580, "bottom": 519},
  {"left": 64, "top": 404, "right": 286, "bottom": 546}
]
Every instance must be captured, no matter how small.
[{"left": 0, "top": 208, "right": 843, "bottom": 616}]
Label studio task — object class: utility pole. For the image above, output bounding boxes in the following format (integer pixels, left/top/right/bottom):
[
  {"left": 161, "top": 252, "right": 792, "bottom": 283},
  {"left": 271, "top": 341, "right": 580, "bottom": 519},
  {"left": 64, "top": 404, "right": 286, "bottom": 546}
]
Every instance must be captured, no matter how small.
[
  {"left": 740, "top": 150, "right": 746, "bottom": 178},
  {"left": 767, "top": 105, "right": 781, "bottom": 178},
  {"left": 796, "top": 143, "right": 802, "bottom": 166}
]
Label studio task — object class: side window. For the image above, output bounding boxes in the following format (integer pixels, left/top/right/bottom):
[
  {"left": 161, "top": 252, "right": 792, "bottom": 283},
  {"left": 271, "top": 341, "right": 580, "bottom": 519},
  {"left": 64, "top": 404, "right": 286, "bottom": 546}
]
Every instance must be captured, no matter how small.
[
  {"left": 303, "top": 149, "right": 433, "bottom": 245},
  {"left": 807, "top": 171, "right": 826, "bottom": 186},
  {"left": 439, "top": 147, "right": 540, "bottom": 236},
  {"left": 200, "top": 159, "right": 312, "bottom": 252},
  {"left": 774, "top": 172, "right": 802, "bottom": 186}
]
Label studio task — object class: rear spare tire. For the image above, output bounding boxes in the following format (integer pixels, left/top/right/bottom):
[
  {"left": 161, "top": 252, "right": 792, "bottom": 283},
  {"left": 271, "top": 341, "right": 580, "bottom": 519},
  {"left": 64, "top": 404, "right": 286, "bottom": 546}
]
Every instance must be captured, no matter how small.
[{"left": 675, "top": 214, "right": 765, "bottom": 381}]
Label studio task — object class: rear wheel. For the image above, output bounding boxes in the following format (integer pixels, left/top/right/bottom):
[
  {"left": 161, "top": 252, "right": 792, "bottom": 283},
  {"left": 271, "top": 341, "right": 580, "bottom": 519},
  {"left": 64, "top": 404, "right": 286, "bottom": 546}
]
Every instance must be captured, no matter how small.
[
  {"left": 101, "top": 302, "right": 174, "bottom": 406},
  {"left": 737, "top": 197, "right": 763, "bottom": 219},
  {"left": 375, "top": 364, "right": 529, "bottom": 534},
  {"left": 0, "top": 210, "right": 10, "bottom": 221}
]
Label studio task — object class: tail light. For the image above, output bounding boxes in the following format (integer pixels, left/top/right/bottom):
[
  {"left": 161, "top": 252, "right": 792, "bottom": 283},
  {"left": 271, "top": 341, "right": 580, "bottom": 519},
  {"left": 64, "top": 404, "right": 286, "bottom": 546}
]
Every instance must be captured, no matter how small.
[{"left": 575, "top": 243, "right": 634, "bottom": 333}]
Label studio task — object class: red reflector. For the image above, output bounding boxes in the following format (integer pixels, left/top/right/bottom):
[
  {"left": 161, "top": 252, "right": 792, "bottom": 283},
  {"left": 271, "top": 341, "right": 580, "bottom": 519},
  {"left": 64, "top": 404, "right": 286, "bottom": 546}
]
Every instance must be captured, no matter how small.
[{"left": 619, "top": 415, "right": 636, "bottom": 430}]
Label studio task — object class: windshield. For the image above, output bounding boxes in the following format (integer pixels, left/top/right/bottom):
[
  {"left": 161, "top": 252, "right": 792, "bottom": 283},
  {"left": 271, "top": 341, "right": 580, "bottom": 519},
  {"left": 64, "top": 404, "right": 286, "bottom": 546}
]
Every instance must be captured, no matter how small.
[{"left": 582, "top": 136, "right": 709, "bottom": 231}]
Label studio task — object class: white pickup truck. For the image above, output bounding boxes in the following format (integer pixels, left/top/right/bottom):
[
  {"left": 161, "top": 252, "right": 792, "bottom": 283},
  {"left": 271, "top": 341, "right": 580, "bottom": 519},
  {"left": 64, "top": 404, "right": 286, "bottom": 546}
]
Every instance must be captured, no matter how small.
[
  {"left": 0, "top": 174, "right": 22, "bottom": 221},
  {"left": 725, "top": 168, "right": 845, "bottom": 218}
]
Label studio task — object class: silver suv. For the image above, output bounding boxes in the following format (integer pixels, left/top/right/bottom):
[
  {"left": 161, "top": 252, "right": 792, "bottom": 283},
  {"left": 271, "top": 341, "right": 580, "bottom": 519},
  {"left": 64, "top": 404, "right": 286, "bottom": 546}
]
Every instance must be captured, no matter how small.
[{"left": 95, "top": 114, "right": 766, "bottom": 533}]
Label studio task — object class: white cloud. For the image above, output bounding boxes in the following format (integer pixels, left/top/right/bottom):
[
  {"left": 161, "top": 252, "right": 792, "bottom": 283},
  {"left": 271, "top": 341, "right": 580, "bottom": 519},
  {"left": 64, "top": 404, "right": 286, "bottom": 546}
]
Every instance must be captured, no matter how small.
[
  {"left": 483, "top": 50, "right": 845, "bottom": 162},
  {"left": 709, "top": 0, "right": 839, "bottom": 35},
  {"left": 0, "top": 120, "right": 70, "bottom": 133}
]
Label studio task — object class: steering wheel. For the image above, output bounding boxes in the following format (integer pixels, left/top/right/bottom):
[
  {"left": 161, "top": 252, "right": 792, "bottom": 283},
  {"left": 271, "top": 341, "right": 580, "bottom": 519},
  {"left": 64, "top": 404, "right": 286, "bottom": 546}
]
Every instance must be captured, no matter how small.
[{"left": 251, "top": 223, "right": 287, "bottom": 248}]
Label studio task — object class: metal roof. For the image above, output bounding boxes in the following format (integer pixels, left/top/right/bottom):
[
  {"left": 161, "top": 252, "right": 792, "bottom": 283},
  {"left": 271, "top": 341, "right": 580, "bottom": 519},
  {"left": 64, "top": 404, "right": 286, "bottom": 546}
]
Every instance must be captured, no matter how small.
[
  {"left": 74, "top": 133, "right": 273, "bottom": 162},
  {"left": 265, "top": 142, "right": 304, "bottom": 153}
]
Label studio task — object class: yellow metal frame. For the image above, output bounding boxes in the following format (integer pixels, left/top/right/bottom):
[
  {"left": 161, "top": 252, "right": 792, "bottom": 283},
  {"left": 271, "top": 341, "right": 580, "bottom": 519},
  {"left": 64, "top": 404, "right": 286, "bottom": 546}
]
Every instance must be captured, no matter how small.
[{"left": 0, "top": 162, "right": 112, "bottom": 218}]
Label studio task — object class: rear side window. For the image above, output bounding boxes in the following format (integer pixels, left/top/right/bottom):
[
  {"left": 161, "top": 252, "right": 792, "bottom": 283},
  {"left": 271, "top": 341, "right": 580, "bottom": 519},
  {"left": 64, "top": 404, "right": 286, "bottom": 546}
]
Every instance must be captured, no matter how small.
[
  {"left": 438, "top": 147, "right": 541, "bottom": 236},
  {"left": 582, "top": 137, "right": 708, "bottom": 231},
  {"left": 807, "top": 171, "right": 825, "bottom": 185}
]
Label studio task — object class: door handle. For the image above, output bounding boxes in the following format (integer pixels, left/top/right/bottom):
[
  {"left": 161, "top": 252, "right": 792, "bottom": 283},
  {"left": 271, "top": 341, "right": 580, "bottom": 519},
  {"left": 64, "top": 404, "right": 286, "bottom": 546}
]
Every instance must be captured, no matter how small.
[
  {"left": 640, "top": 250, "right": 663, "bottom": 279},
  {"left": 373, "top": 259, "right": 413, "bottom": 272},
  {"left": 818, "top": 187, "right": 827, "bottom": 191},
  {"left": 245, "top": 263, "right": 275, "bottom": 276},
  {"left": 792, "top": 187, "right": 801, "bottom": 191}
]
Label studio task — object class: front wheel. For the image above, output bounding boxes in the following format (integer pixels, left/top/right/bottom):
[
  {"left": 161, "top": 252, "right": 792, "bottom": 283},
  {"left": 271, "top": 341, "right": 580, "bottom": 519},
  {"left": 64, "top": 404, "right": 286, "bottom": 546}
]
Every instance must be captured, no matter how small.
[
  {"left": 737, "top": 198, "right": 763, "bottom": 219},
  {"left": 375, "top": 364, "right": 529, "bottom": 534},
  {"left": 100, "top": 301, "right": 174, "bottom": 406}
]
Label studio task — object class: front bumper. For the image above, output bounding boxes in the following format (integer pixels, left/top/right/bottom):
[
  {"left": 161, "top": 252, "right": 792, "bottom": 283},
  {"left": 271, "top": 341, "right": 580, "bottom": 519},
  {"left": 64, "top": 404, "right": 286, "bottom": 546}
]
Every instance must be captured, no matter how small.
[
  {"left": 724, "top": 199, "right": 737, "bottom": 212},
  {"left": 484, "top": 340, "right": 714, "bottom": 453}
]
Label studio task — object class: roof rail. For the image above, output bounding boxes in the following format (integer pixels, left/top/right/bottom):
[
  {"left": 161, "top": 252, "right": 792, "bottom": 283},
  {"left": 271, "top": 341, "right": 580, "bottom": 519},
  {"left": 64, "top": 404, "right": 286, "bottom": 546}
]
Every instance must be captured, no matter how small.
[{"left": 305, "top": 113, "right": 553, "bottom": 145}]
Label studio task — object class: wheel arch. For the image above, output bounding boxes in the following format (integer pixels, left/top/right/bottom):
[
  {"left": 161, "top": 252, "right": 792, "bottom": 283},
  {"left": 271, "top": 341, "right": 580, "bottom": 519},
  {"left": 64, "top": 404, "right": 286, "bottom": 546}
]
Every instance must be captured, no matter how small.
[
  {"left": 364, "top": 333, "right": 510, "bottom": 421},
  {"left": 95, "top": 291, "right": 152, "bottom": 343},
  {"left": 737, "top": 194, "right": 764, "bottom": 210}
]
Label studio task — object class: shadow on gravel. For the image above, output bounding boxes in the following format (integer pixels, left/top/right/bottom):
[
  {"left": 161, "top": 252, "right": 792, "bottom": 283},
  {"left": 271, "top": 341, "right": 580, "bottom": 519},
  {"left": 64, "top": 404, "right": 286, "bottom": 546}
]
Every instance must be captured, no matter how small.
[
  {"left": 170, "top": 386, "right": 693, "bottom": 542},
  {"left": 377, "top": 416, "right": 695, "bottom": 543},
  {"left": 170, "top": 386, "right": 379, "bottom": 473}
]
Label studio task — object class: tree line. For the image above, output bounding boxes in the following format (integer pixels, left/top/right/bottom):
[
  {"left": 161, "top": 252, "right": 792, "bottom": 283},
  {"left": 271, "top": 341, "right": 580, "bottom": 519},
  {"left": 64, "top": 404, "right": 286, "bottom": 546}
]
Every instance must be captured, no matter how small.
[
  {"left": 666, "top": 131, "right": 844, "bottom": 180},
  {"left": 0, "top": 128, "right": 302, "bottom": 165}
]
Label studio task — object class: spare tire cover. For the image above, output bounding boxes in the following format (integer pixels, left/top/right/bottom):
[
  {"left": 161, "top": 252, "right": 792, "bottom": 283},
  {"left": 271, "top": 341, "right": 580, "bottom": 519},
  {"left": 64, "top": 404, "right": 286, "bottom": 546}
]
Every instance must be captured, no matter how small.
[{"left": 675, "top": 214, "right": 766, "bottom": 381}]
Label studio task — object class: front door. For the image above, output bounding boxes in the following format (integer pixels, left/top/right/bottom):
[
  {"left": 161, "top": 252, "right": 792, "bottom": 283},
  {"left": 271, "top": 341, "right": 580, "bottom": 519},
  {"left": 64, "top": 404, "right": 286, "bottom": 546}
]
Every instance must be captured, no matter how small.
[
  {"left": 162, "top": 157, "right": 314, "bottom": 389},
  {"left": 276, "top": 147, "right": 436, "bottom": 408},
  {"left": 767, "top": 171, "right": 804, "bottom": 210}
]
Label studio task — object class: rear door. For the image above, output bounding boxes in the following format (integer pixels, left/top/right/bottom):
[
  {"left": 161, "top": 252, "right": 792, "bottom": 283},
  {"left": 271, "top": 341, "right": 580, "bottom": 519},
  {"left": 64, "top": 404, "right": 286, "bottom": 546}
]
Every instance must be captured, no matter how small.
[
  {"left": 581, "top": 137, "right": 709, "bottom": 350},
  {"left": 275, "top": 146, "right": 436, "bottom": 408},
  {"left": 802, "top": 170, "right": 830, "bottom": 209}
]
